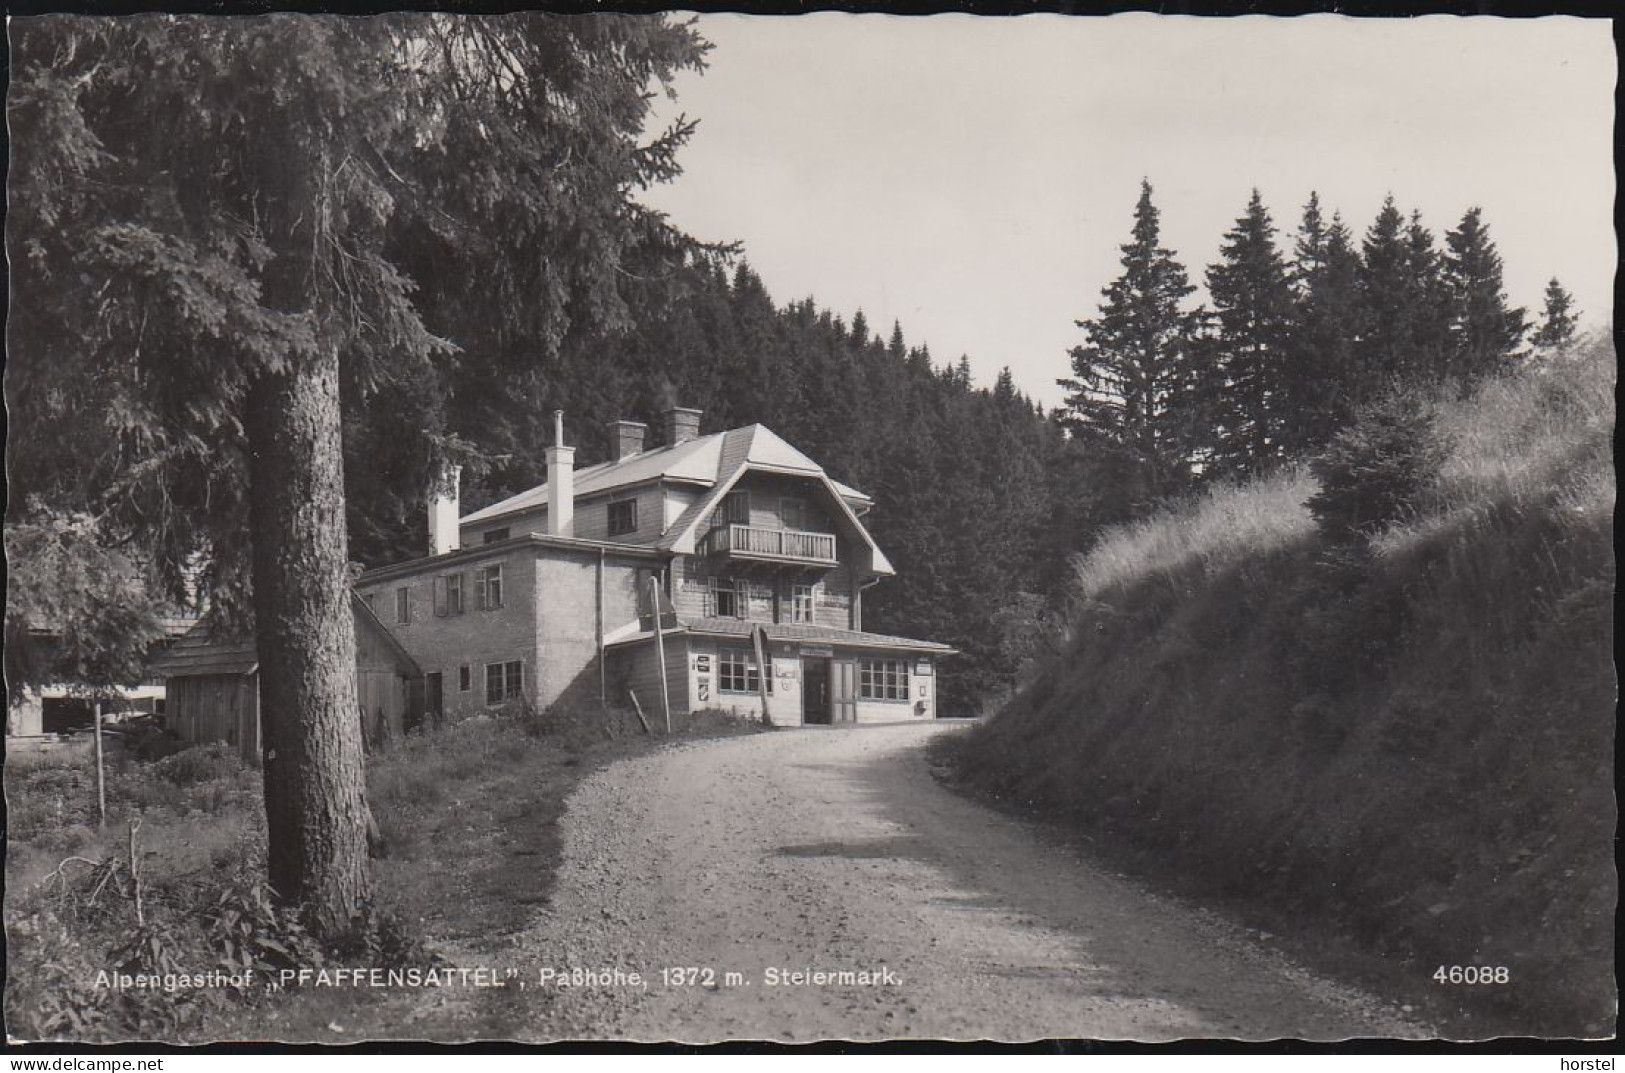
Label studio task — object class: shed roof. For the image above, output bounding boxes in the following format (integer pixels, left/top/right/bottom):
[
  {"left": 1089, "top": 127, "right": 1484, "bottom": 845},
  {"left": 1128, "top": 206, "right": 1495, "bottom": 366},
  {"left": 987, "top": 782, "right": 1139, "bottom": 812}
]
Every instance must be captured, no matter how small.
[
  {"left": 147, "top": 625, "right": 258, "bottom": 678},
  {"left": 148, "top": 594, "right": 422, "bottom": 680}
]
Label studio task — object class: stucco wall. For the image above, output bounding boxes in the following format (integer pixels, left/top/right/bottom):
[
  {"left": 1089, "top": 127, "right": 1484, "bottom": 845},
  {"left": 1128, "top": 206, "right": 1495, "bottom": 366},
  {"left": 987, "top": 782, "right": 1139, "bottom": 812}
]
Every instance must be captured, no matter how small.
[
  {"left": 674, "top": 640, "right": 937, "bottom": 726},
  {"left": 359, "top": 544, "right": 657, "bottom": 719},
  {"left": 682, "top": 637, "right": 803, "bottom": 727},
  {"left": 533, "top": 548, "right": 648, "bottom": 709},
  {"left": 356, "top": 548, "right": 538, "bottom": 721}
]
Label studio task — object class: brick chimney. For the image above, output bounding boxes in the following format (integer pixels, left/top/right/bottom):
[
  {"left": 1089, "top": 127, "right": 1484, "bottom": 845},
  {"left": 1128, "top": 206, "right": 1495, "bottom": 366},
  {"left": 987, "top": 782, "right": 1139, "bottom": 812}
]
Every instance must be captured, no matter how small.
[
  {"left": 606, "top": 419, "right": 648, "bottom": 462},
  {"left": 427, "top": 462, "right": 461, "bottom": 556},
  {"left": 546, "top": 410, "right": 574, "bottom": 537},
  {"left": 663, "top": 406, "right": 703, "bottom": 447}
]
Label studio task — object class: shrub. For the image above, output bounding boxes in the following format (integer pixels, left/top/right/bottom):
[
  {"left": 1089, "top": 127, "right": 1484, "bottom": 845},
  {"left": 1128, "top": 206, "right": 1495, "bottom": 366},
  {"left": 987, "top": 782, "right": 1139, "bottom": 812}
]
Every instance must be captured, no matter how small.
[
  {"left": 1307, "top": 393, "right": 1443, "bottom": 543},
  {"left": 150, "top": 742, "right": 246, "bottom": 788}
]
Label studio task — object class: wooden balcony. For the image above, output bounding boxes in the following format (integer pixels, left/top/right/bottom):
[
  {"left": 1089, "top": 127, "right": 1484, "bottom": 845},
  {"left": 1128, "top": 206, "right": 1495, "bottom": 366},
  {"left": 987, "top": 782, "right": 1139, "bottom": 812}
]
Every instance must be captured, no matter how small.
[{"left": 703, "top": 523, "right": 838, "bottom": 567}]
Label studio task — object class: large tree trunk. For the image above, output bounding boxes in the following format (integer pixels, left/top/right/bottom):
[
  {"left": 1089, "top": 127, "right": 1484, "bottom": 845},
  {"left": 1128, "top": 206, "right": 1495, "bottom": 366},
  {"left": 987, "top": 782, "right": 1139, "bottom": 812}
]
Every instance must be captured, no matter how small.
[{"left": 246, "top": 346, "right": 373, "bottom": 937}]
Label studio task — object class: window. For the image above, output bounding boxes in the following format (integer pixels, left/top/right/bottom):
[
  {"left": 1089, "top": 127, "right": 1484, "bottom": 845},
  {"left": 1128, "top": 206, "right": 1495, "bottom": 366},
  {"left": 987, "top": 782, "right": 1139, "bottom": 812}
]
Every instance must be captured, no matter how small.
[
  {"left": 718, "top": 648, "right": 760, "bottom": 694},
  {"left": 859, "top": 658, "right": 909, "bottom": 701},
  {"left": 723, "top": 490, "right": 751, "bottom": 525},
  {"left": 434, "top": 573, "right": 465, "bottom": 617},
  {"left": 485, "top": 660, "right": 523, "bottom": 704},
  {"left": 483, "top": 528, "right": 509, "bottom": 544},
  {"left": 607, "top": 499, "right": 638, "bottom": 537},
  {"left": 476, "top": 563, "right": 503, "bottom": 609},
  {"left": 780, "top": 497, "right": 805, "bottom": 532},
  {"left": 790, "top": 583, "right": 817, "bottom": 624},
  {"left": 395, "top": 587, "right": 411, "bottom": 624},
  {"left": 458, "top": 665, "right": 471, "bottom": 692},
  {"left": 707, "top": 576, "right": 739, "bottom": 619}
]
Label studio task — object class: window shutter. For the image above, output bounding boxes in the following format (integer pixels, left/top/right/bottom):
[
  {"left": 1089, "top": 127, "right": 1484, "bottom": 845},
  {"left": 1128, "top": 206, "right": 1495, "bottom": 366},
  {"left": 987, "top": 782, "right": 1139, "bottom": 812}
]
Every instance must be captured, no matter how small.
[{"left": 433, "top": 576, "right": 447, "bottom": 617}]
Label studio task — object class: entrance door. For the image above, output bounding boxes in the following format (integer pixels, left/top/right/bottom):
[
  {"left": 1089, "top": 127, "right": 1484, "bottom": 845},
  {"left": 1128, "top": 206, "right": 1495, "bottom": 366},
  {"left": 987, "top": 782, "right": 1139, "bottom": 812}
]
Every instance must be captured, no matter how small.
[
  {"left": 423, "top": 672, "right": 443, "bottom": 729},
  {"left": 801, "top": 658, "right": 830, "bottom": 725},
  {"left": 832, "top": 659, "right": 858, "bottom": 724}
]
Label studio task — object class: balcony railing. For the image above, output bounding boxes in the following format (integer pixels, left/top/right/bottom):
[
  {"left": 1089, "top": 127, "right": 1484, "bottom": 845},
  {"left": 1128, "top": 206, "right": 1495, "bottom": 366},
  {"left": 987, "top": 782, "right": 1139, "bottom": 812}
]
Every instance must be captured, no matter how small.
[{"left": 704, "top": 523, "right": 837, "bottom": 565}]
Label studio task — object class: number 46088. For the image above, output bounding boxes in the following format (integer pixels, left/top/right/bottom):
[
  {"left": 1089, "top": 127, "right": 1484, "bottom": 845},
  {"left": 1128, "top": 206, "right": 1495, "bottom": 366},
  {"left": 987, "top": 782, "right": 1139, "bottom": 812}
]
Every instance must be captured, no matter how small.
[{"left": 1433, "top": 965, "right": 1509, "bottom": 985}]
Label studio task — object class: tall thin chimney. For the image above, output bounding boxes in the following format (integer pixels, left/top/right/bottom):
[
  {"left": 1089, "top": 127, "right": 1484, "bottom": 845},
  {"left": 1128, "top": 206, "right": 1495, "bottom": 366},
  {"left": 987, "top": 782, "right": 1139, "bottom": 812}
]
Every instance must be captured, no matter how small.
[
  {"left": 663, "top": 406, "right": 703, "bottom": 447},
  {"left": 428, "top": 463, "right": 462, "bottom": 556},
  {"left": 606, "top": 419, "right": 648, "bottom": 462},
  {"left": 546, "top": 409, "right": 575, "bottom": 537}
]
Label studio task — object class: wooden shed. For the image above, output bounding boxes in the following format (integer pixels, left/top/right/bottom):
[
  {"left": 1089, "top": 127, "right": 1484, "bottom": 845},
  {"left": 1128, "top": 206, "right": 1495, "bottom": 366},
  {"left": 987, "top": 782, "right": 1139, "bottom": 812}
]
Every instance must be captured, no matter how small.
[{"left": 151, "top": 595, "right": 423, "bottom": 764}]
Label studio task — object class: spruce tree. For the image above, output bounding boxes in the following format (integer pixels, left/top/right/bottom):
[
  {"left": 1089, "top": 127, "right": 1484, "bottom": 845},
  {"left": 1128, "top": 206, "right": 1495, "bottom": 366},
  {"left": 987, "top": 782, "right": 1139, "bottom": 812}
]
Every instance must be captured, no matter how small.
[
  {"left": 1532, "top": 277, "right": 1580, "bottom": 351},
  {"left": 1059, "top": 180, "right": 1202, "bottom": 504},
  {"left": 1357, "top": 198, "right": 1455, "bottom": 390},
  {"left": 1403, "top": 209, "right": 1453, "bottom": 382},
  {"left": 1442, "top": 207, "right": 1528, "bottom": 381},
  {"left": 1204, "top": 189, "right": 1297, "bottom": 476},
  {"left": 7, "top": 14, "right": 708, "bottom": 935},
  {"left": 993, "top": 366, "right": 1019, "bottom": 405},
  {"left": 1286, "top": 200, "right": 1366, "bottom": 451},
  {"left": 1293, "top": 192, "right": 1330, "bottom": 279},
  {"left": 888, "top": 321, "right": 907, "bottom": 362},
  {"left": 1357, "top": 196, "right": 1414, "bottom": 390}
]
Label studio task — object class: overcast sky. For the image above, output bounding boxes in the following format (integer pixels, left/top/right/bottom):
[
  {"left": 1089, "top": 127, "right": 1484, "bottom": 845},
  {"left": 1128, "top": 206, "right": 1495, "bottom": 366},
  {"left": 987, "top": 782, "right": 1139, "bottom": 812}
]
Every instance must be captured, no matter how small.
[{"left": 639, "top": 14, "right": 1615, "bottom": 409}]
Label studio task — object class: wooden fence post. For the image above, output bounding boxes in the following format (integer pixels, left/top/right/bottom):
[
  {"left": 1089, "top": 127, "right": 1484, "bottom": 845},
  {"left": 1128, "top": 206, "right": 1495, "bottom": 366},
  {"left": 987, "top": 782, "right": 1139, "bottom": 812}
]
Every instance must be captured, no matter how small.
[
  {"left": 93, "top": 700, "right": 107, "bottom": 828},
  {"left": 651, "top": 574, "right": 672, "bottom": 734}
]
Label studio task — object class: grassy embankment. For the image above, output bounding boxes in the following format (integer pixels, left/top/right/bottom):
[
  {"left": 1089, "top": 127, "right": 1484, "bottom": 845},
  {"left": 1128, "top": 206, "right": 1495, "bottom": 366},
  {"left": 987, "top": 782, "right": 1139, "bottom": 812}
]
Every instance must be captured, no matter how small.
[
  {"left": 943, "top": 341, "right": 1615, "bottom": 1037},
  {"left": 5, "top": 704, "right": 760, "bottom": 1042}
]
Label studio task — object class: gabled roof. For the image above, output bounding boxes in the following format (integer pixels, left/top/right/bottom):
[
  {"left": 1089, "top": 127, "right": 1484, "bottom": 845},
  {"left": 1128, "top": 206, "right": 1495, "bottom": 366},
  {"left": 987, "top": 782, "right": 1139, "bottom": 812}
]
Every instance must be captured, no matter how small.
[
  {"left": 459, "top": 424, "right": 873, "bottom": 526},
  {"left": 654, "top": 427, "right": 894, "bottom": 575}
]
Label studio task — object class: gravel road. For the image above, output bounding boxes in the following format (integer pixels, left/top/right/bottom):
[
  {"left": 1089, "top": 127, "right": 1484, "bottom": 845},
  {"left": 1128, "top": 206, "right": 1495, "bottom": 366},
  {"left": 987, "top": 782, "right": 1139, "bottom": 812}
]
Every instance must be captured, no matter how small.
[{"left": 504, "top": 722, "right": 1425, "bottom": 1043}]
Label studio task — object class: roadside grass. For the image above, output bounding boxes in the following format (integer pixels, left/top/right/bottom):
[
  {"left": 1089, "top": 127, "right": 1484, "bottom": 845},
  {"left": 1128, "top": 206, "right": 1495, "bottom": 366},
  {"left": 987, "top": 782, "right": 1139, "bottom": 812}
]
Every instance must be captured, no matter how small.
[
  {"left": 226, "top": 703, "right": 765, "bottom": 1042},
  {"left": 945, "top": 338, "right": 1616, "bottom": 1038},
  {"left": 5, "top": 702, "right": 763, "bottom": 1042},
  {"left": 4, "top": 743, "right": 274, "bottom": 1040},
  {"left": 1074, "top": 466, "right": 1319, "bottom": 601}
]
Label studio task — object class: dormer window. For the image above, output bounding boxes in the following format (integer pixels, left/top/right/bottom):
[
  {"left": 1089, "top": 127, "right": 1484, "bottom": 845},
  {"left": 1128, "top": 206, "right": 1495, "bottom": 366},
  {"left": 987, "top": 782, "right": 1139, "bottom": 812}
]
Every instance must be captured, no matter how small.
[
  {"left": 608, "top": 499, "right": 638, "bottom": 537},
  {"left": 483, "top": 528, "right": 509, "bottom": 544}
]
